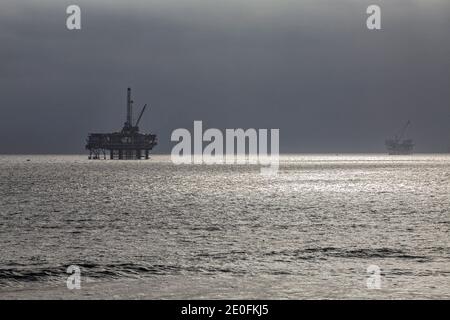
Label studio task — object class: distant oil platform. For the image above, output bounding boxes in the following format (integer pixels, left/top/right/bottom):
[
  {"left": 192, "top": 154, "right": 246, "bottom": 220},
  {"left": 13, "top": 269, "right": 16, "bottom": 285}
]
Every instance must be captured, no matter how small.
[
  {"left": 385, "top": 120, "right": 414, "bottom": 155},
  {"left": 86, "top": 88, "right": 157, "bottom": 159}
]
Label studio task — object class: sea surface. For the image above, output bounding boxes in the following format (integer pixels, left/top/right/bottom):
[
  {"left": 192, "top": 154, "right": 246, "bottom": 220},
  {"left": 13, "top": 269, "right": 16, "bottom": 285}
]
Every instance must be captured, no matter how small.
[{"left": 0, "top": 154, "right": 449, "bottom": 299}]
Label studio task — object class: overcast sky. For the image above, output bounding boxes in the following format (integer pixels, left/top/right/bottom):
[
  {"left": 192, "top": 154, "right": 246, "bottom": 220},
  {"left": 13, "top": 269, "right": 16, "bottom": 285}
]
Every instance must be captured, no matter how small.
[{"left": 0, "top": 0, "right": 449, "bottom": 153}]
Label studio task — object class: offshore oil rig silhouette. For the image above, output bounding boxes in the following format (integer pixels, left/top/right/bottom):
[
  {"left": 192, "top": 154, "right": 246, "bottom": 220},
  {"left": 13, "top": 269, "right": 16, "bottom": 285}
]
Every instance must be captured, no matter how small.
[
  {"left": 86, "top": 88, "right": 157, "bottom": 159},
  {"left": 385, "top": 120, "right": 414, "bottom": 155}
]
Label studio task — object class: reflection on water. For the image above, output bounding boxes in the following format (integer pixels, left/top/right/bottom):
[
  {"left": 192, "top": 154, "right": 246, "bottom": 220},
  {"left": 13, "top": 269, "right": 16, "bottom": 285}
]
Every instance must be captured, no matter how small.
[{"left": 0, "top": 154, "right": 449, "bottom": 298}]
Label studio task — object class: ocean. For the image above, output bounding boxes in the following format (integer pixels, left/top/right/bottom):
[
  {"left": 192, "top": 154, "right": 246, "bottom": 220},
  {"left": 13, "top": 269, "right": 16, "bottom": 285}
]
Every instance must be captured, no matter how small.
[{"left": 0, "top": 154, "right": 449, "bottom": 299}]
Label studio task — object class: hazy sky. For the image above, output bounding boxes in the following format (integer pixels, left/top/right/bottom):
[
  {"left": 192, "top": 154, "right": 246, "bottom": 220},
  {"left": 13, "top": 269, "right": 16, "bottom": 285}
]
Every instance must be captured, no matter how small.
[{"left": 0, "top": 0, "right": 449, "bottom": 153}]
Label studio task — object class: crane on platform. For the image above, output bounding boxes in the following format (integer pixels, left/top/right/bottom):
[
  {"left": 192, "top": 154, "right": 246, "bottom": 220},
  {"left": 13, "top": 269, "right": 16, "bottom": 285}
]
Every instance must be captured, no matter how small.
[
  {"left": 393, "top": 120, "right": 411, "bottom": 143},
  {"left": 134, "top": 104, "right": 148, "bottom": 129}
]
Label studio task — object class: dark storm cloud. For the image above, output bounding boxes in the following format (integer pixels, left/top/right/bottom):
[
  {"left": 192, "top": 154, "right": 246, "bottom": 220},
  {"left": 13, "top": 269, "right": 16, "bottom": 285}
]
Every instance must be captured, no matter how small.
[{"left": 0, "top": 0, "right": 449, "bottom": 153}]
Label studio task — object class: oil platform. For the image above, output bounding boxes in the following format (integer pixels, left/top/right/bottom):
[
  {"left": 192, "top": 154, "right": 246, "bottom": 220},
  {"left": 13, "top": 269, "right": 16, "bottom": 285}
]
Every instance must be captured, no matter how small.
[
  {"left": 86, "top": 88, "right": 157, "bottom": 159},
  {"left": 385, "top": 120, "right": 414, "bottom": 155}
]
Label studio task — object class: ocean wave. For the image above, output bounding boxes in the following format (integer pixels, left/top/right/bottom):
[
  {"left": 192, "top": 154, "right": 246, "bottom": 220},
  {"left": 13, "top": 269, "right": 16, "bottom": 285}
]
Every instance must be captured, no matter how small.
[
  {"left": 0, "top": 262, "right": 247, "bottom": 287},
  {"left": 265, "top": 247, "right": 430, "bottom": 261}
]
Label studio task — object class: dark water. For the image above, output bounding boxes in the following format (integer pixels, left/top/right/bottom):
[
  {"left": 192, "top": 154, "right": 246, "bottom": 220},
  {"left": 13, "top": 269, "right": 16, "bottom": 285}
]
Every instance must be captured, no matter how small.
[{"left": 0, "top": 155, "right": 449, "bottom": 299}]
